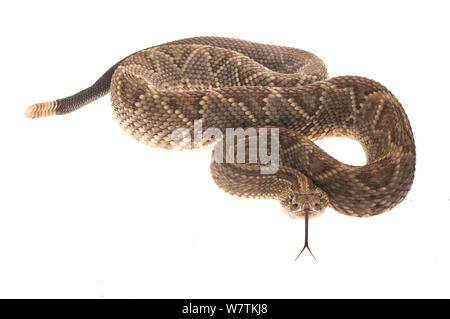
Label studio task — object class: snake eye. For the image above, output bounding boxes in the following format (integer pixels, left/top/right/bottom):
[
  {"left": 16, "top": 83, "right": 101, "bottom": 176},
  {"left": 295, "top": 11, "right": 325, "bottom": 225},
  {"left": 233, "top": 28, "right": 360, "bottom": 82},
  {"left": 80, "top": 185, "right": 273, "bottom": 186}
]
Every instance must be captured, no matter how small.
[
  {"left": 288, "top": 192, "right": 294, "bottom": 202},
  {"left": 317, "top": 193, "right": 323, "bottom": 199}
]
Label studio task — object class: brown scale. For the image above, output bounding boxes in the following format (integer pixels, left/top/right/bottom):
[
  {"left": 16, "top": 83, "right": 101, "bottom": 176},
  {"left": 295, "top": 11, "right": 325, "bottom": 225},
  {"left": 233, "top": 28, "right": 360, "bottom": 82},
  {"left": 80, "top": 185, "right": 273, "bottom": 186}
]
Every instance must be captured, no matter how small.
[{"left": 25, "top": 37, "right": 415, "bottom": 260}]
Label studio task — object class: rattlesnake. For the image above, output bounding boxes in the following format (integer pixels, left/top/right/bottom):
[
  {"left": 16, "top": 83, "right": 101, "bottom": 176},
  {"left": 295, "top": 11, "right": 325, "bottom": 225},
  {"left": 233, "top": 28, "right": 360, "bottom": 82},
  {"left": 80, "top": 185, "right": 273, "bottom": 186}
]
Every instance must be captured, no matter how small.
[{"left": 25, "top": 37, "right": 416, "bottom": 258}]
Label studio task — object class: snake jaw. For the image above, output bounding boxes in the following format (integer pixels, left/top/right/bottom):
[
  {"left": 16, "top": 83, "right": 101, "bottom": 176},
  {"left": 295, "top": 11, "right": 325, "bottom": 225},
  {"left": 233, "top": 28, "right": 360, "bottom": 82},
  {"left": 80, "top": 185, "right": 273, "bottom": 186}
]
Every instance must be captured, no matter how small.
[{"left": 282, "top": 207, "right": 324, "bottom": 219}]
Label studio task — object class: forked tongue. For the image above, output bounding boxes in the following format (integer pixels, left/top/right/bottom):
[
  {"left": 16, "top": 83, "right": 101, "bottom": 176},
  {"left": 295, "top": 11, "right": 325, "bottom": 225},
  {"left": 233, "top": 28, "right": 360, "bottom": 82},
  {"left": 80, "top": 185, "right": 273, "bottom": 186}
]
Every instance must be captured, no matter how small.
[{"left": 295, "top": 208, "right": 317, "bottom": 262}]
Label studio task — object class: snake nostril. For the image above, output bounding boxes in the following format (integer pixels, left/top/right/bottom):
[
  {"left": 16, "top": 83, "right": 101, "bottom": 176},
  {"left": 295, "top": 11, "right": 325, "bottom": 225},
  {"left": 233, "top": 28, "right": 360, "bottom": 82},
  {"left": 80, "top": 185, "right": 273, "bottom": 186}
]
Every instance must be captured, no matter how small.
[
  {"left": 314, "top": 203, "right": 319, "bottom": 208},
  {"left": 292, "top": 203, "right": 299, "bottom": 209}
]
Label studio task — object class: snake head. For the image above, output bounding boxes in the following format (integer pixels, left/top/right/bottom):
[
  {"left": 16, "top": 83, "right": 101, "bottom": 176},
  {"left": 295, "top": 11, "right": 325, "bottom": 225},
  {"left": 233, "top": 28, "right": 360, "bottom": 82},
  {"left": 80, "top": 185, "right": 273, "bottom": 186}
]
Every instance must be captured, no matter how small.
[{"left": 280, "top": 188, "right": 328, "bottom": 219}]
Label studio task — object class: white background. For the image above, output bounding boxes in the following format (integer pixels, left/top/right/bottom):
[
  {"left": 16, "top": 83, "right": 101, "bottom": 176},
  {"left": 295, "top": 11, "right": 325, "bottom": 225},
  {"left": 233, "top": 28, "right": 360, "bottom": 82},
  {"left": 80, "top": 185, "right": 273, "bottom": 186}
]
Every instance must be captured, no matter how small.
[{"left": 1, "top": 0, "right": 449, "bottom": 298}]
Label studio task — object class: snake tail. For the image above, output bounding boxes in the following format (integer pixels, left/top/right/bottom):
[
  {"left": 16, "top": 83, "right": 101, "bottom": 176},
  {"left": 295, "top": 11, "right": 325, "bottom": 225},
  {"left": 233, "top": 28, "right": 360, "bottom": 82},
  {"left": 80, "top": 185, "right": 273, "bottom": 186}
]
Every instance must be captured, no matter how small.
[{"left": 25, "top": 63, "right": 120, "bottom": 119}]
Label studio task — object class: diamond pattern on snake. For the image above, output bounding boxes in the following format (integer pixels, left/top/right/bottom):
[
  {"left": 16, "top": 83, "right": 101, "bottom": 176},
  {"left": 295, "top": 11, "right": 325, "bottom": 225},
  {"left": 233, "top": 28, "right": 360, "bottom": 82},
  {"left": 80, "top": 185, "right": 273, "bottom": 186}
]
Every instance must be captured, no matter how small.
[{"left": 25, "top": 37, "right": 416, "bottom": 259}]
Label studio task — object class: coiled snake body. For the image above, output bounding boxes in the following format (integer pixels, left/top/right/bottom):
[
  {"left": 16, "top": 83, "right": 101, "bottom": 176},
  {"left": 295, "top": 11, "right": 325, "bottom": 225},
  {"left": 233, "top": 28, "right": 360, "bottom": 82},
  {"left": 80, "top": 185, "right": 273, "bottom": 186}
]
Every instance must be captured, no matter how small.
[{"left": 26, "top": 37, "right": 416, "bottom": 255}]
